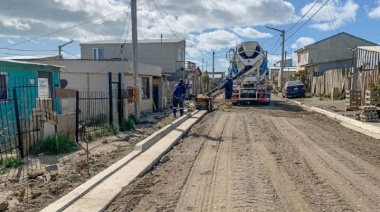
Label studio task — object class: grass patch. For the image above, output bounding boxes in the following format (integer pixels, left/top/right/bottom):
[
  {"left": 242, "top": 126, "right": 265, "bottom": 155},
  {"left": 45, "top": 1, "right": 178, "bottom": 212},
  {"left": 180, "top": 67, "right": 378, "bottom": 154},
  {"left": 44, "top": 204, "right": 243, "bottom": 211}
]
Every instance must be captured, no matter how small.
[
  {"left": 338, "top": 92, "right": 346, "bottom": 100},
  {"left": 85, "top": 124, "right": 119, "bottom": 142},
  {"left": 30, "top": 135, "right": 77, "bottom": 155},
  {"left": 315, "top": 93, "right": 331, "bottom": 100},
  {"left": 0, "top": 156, "right": 22, "bottom": 175},
  {"left": 305, "top": 92, "right": 313, "bottom": 98},
  {"left": 2, "top": 156, "right": 22, "bottom": 168}
]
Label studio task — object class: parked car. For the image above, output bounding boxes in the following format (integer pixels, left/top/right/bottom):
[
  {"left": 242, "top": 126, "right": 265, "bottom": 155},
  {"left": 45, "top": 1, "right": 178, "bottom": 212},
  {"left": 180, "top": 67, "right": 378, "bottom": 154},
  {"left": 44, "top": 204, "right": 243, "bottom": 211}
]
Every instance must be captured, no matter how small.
[{"left": 282, "top": 80, "right": 306, "bottom": 98}]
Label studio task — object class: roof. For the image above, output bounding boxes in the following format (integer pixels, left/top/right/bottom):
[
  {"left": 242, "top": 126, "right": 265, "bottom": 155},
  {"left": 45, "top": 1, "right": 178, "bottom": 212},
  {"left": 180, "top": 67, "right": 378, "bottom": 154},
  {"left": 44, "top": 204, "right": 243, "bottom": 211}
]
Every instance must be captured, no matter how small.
[
  {"left": 294, "top": 32, "right": 378, "bottom": 53},
  {"left": 357, "top": 46, "right": 380, "bottom": 52},
  {"left": 81, "top": 39, "right": 185, "bottom": 45},
  {"left": 0, "top": 59, "right": 62, "bottom": 68}
]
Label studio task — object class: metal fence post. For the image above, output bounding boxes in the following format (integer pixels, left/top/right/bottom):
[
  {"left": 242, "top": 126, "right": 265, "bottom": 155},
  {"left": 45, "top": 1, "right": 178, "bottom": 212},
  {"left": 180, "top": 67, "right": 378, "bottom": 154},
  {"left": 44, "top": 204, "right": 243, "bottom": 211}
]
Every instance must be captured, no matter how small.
[
  {"left": 118, "top": 73, "right": 123, "bottom": 127},
  {"left": 75, "top": 91, "right": 79, "bottom": 143},
  {"left": 12, "top": 88, "right": 24, "bottom": 158},
  {"left": 108, "top": 72, "right": 113, "bottom": 125}
]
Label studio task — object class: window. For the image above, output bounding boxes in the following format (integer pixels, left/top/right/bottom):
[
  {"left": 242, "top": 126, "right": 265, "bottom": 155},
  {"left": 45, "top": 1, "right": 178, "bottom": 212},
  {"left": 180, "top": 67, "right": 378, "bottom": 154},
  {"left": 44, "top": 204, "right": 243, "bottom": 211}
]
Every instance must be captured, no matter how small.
[
  {"left": 93, "top": 48, "right": 104, "bottom": 60},
  {"left": 141, "top": 77, "right": 150, "bottom": 99},
  {"left": 0, "top": 74, "right": 7, "bottom": 100}
]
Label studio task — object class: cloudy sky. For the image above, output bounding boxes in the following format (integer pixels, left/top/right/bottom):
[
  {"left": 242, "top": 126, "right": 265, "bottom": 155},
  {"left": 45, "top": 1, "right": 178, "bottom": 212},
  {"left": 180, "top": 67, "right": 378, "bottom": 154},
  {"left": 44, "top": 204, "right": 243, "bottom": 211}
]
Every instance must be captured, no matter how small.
[{"left": 0, "top": 0, "right": 379, "bottom": 73}]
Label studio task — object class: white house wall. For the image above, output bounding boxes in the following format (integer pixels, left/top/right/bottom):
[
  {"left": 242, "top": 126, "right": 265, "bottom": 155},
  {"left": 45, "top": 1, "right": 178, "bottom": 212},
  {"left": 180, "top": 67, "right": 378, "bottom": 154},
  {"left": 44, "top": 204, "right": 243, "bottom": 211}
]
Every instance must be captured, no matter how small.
[
  {"left": 30, "top": 60, "right": 160, "bottom": 114},
  {"left": 80, "top": 40, "right": 186, "bottom": 75}
]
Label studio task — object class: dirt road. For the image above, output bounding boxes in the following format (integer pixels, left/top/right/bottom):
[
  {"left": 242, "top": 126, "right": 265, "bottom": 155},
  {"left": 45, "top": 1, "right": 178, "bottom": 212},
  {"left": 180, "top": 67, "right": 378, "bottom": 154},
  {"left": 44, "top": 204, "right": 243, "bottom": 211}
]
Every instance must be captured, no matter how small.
[{"left": 106, "top": 98, "right": 380, "bottom": 212}]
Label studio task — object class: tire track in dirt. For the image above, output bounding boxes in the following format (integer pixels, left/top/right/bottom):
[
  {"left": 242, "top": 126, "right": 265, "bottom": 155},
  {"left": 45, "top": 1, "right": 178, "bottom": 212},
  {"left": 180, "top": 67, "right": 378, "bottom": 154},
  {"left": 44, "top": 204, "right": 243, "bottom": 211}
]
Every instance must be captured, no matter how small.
[
  {"left": 244, "top": 114, "right": 311, "bottom": 212},
  {"left": 175, "top": 114, "right": 227, "bottom": 211},
  {"left": 272, "top": 117, "right": 380, "bottom": 211},
  {"left": 227, "top": 113, "right": 280, "bottom": 212},
  {"left": 289, "top": 118, "right": 380, "bottom": 186}
]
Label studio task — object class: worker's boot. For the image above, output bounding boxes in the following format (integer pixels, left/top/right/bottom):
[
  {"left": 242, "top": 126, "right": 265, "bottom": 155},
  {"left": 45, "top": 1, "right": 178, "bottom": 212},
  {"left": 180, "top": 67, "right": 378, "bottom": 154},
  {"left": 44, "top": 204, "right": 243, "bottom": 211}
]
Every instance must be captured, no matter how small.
[{"left": 179, "top": 109, "right": 184, "bottom": 116}]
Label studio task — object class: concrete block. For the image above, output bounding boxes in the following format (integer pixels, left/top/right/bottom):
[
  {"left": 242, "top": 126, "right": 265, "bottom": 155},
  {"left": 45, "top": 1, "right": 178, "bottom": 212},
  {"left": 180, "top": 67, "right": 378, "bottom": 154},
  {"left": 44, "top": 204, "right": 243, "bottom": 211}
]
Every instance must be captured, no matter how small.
[{"left": 331, "top": 87, "right": 339, "bottom": 100}]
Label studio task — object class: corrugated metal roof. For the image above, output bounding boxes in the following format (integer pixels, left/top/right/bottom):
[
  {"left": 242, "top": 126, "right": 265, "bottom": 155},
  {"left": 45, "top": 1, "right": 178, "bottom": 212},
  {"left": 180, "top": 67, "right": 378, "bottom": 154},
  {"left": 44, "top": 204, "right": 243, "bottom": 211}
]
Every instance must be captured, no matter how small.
[
  {"left": 0, "top": 59, "right": 62, "bottom": 68},
  {"left": 358, "top": 46, "right": 380, "bottom": 52},
  {"left": 81, "top": 39, "right": 184, "bottom": 45}
]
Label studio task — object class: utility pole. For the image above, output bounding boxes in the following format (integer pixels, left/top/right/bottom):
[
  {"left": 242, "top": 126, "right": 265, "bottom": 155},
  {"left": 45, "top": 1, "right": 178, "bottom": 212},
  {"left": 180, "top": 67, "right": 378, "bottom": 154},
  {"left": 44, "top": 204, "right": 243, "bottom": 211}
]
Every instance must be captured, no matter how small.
[
  {"left": 202, "top": 58, "right": 204, "bottom": 71},
  {"left": 58, "top": 40, "right": 73, "bottom": 60},
  {"left": 183, "top": 40, "right": 186, "bottom": 81},
  {"left": 131, "top": 0, "right": 140, "bottom": 122},
  {"left": 266, "top": 26, "right": 285, "bottom": 89},
  {"left": 212, "top": 51, "right": 215, "bottom": 88}
]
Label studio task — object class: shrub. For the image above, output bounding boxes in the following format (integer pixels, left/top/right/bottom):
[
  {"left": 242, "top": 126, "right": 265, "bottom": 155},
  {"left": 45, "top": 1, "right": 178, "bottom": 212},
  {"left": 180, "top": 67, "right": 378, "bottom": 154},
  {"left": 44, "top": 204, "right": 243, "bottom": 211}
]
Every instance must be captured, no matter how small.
[{"left": 120, "top": 116, "right": 135, "bottom": 131}]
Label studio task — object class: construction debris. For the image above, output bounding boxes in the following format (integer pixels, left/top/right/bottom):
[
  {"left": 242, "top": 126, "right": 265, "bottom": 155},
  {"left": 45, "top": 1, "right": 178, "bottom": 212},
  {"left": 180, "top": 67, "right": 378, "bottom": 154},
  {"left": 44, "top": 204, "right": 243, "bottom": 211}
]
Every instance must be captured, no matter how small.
[{"left": 359, "top": 105, "right": 379, "bottom": 122}]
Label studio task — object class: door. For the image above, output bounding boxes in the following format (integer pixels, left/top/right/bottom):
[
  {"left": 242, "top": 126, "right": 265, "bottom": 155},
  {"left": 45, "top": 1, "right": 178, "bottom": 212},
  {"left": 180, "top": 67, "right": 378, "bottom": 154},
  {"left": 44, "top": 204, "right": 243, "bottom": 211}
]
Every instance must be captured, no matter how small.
[{"left": 153, "top": 84, "right": 159, "bottom": 112}]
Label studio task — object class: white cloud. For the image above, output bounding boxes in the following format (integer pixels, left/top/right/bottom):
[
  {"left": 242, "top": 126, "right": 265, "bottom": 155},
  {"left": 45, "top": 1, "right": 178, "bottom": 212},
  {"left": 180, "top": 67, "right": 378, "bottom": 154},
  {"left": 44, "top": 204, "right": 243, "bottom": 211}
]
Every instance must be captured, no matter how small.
[
  {"left": 1, "top": 19, "right": 31, "bottom": 30},
  {"left": 291, "top": 37, "right": 315, "bottom": 50},
  {"left": 232, "top": 27, "right": 273, "bottom": 39},
  {"left": 369, "top": 1, "right": 380, "bottom": 19},
  {"left": 218, "top": 58, "right": 230, "bottom": 69},
  {"left": 301, "top": 0, "right": 359, "bottom": 31},
  {"left": 195, "top": 30, "right": 242, "bottom": 51}
]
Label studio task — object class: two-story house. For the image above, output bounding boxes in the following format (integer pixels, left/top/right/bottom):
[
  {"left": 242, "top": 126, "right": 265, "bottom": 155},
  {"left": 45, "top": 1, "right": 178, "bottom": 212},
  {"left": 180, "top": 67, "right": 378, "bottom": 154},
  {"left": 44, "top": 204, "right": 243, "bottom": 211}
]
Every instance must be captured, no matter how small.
[
  {"left": 80, "top": 39, "right": 187, "bottom": 81},
  {"left": 295, "top": 32, "right": 377, "bottom": 76}
]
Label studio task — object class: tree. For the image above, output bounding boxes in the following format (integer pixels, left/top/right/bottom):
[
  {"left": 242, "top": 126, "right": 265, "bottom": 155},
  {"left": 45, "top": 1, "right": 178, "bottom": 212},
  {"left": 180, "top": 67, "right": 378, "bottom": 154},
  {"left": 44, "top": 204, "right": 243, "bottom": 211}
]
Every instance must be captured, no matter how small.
[
  {"left": 202, "top": 71, "right": 210, "bottom": 92},
  {"left": 202, "top": 71, "right": 209, "bottom": 83}
]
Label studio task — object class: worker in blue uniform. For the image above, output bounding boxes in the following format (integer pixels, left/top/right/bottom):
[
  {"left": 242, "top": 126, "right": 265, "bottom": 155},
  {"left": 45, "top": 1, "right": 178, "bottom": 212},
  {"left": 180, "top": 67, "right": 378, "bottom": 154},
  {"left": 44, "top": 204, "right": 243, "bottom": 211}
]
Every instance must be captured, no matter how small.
[
  {"left": 219, "top": 73, "right": 233, "bottom": 100},
  {"left": 172, "top": 78, "right": 186, "bottom": 118}
]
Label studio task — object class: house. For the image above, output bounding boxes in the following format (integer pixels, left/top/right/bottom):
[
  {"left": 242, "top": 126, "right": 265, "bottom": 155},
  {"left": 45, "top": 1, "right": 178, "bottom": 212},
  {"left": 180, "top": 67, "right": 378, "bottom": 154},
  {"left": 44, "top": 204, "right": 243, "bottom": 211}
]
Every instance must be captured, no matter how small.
[
  {"left": 269, "top": 66, "right": 297, "bottom": 84},
  {"left": 211, "top": 71, "right": 226, "bottom": 86},
  {"left": 29, "top": 60, "right": 163, "bottom": 114},
  {"left": 273, "top": 58, "right": 293, "bottom": 67},
  {"left": 295, "top": 32, "right": 378, "bottom": 75},
  {"left": 0, "top": 59, "right": 61, "bottom": 154},
  {"left": 187, "top": 67, "right": 203, "bottom": 96},
  {"left": 79, "top": 39, "right": 188, "bottom": 81}
]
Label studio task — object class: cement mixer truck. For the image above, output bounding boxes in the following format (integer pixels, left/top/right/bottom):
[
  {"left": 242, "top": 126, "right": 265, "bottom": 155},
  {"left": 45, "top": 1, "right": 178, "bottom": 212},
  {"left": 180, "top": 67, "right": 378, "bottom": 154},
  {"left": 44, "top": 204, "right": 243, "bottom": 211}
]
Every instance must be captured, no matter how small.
[{"left": 224, "top": 41, "right": 271, "bottom": 105}]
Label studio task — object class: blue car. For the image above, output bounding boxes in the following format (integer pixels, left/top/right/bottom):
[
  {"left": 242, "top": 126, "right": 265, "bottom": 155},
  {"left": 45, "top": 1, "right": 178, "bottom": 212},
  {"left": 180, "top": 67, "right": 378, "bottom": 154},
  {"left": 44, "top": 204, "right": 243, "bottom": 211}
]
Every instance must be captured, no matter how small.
[{"left": 282, "top": 80, "right": 306, "bottom": 98}]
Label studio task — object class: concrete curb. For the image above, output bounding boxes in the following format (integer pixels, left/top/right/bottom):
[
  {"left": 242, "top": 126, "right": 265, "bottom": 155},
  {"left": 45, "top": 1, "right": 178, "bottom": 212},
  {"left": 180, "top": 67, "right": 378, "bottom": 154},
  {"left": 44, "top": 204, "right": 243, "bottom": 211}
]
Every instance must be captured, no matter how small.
[
  {"left": 134, "top": 111, "right": 197, "bottom": 152},
  {"left": 288, "top": 99, "right": 380, "bottom": 135},
  {"left": 310, "top": 106, "right": 380, "bottom": 134},
  {"left": 41, "top": 111, "right": 201, "bottom": 212},
  {"left": 97, "top": 111, "right": 208, "bottom": 212}
]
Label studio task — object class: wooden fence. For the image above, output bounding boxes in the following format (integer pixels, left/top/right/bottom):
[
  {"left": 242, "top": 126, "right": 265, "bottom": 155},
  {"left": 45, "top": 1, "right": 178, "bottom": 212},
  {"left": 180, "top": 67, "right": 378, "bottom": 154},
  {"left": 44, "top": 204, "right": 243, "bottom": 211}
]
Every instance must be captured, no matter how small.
[
  {"left": 311, "top": 68, "right": 351, "bottom": 95},
  {"left": 310, "top": 66, "right": 380, "bottom": 105}
]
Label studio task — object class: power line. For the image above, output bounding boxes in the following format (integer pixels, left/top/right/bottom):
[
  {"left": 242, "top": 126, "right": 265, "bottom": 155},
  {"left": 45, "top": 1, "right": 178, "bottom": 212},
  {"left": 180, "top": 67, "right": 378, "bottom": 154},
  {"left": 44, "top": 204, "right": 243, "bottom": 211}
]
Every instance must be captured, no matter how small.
[
  {"left": 61, "top": 50, "right": 80, "bottom": 58},
  {"left": 152, "top": 0, "right": 180, "bottom": 40},
  {"left": 147, "top": 1, "right": 159, "bottom": 37},
  {"left": 287, "top": 0, "right": 321, "bottom": 32},
  {"left": 0, "top": 48, "right": 56, "bottom": 52},
  {"left": 269, "top": 0, "right": 321, "bottom": 54},
  {"left": 269, "top": 36, "right": 281, "bottom": 53},
  {"left": 285, "top": 0, "right": 331, "bottom": 42},
  {"left": 326, "top": 0, "right": 350, "bottom": 47},
  {"left": 0, "top": 0, "right": 154, "bottom": 50}
]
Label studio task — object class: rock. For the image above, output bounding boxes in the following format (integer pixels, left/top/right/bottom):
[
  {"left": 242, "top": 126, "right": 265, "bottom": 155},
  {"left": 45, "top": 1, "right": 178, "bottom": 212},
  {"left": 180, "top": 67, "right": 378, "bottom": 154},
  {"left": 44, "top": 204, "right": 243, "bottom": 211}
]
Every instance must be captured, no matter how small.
[
  {"left": 102, "top": 140, "right": 108, "bottom": 144},
  {"left": 8, "top": 178, "right": 19, "bottom": 183},
  {"left": 0, "top": 201, "right": 9, "bottom": 211},
  {"left": 31, "top": 191, "right": 41, "bottom": 199},
  {"left": 160, "top": 155, "right": 171, "bottom": 164},
  {"left": 27, "top": 171, "right": 45, "bottom": 179}
]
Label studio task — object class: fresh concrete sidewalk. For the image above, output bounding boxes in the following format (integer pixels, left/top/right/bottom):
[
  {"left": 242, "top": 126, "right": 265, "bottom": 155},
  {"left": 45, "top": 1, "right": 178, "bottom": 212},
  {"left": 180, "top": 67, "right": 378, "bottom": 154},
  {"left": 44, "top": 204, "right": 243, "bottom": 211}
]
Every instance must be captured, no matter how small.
[
  {"left": 41, "top": 110, "right": 207, "bottom": 212},
  {"left": 288, "top": 98, "right": 380, "bottom": 138}
]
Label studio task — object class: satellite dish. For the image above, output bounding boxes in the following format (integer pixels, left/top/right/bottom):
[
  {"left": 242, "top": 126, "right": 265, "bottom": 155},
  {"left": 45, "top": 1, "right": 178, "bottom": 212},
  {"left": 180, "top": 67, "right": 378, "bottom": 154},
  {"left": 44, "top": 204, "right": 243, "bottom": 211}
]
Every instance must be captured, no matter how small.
[{"left": 60, "top": 79, "right": 68, "bottom": 89}]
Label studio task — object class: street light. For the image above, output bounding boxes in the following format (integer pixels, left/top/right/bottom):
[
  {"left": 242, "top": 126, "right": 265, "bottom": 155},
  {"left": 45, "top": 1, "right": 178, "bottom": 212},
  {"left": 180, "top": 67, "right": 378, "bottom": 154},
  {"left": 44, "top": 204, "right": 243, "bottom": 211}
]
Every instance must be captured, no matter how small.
[{"left": 266, "top": 26, "right": 285, "bottom": 89}]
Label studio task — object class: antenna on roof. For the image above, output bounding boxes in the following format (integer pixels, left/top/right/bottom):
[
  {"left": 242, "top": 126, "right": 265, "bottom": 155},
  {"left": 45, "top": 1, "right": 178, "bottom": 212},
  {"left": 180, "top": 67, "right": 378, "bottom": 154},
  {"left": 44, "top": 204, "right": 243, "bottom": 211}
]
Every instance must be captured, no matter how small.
[{"left": 58, "top": 40, "right": 74, "bottom": 60}]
